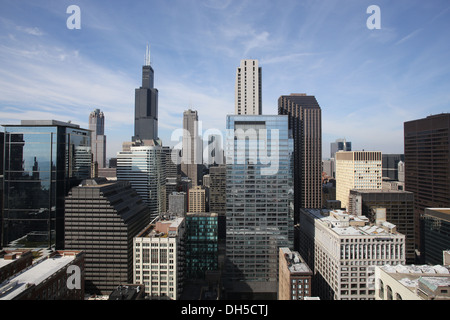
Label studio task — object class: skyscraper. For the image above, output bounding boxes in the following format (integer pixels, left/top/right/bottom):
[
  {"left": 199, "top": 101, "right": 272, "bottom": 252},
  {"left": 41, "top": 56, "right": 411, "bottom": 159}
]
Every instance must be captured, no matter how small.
[
  {"left": 404, "top": 113, "right": 450, "bottom": 261},
  {"left": 65, "top": 178, "right": 149, "bottom": 295},
  {"left": 225, "top": 114, "right": 294, "bottom": 299},
  {"left": 335, "top": 151, "right": 382, "bottom": 209},
  {"left": 235, "top": 59, "right": 262, "bottom": 115},
  {"left": 89, "top": 108, "right": 106, "bottom": 169},
  {"left": 181, "top": 109, "right": 202, "bottom": 186},
  {"left": 117, "top": 142, "right": 166, "bottom": 220},
  {"left": 278, "top": 94, "right": 322, "bottom": 226},
  {"left": 133, "top": 45, "right": 158, "bottom": 142},
  {"left": 1, "top": 120, "right": 91, "bottom": 249}
]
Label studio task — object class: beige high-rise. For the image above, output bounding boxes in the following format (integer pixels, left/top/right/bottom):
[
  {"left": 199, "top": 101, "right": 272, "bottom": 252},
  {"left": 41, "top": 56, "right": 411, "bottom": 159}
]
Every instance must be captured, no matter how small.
[
  {"left": 335, "top": 151, "right": 382, "bottom": 209},
  {"left": 235, "top": 59, "right": 262, "bottom": 115}
]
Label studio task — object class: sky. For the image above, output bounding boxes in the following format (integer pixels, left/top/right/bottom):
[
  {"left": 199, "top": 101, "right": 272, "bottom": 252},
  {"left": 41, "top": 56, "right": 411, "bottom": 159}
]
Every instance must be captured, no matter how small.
[{"left": 0, "top": 0, "right": 449, "bottom": 159}]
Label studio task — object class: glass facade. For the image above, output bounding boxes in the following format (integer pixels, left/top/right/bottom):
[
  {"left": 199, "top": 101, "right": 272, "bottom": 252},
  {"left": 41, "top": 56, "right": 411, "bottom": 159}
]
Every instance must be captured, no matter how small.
[
  {"left": 117, "top": 145, "right": 166, "bottom": 220},
  {"left": 2, "top": 121, "right": 91, "bottom": 249},
  {"left": 185, "top": 213, "right": 218, "bottom": 279},
  {"left": 225, "top": 115, "right": 294, "bottom": 290}
]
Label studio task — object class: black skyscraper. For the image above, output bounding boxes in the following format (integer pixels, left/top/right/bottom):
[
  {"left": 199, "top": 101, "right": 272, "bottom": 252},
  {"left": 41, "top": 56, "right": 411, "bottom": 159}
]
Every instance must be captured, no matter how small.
[{"left": 133, "top": 45, "right": 158, "bottom": 142}]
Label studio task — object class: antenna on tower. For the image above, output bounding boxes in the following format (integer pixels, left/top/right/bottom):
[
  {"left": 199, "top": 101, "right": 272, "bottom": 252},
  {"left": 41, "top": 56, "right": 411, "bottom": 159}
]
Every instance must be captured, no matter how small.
[{"left": 145, "top": 43, "right": 151, "bottom": 66}]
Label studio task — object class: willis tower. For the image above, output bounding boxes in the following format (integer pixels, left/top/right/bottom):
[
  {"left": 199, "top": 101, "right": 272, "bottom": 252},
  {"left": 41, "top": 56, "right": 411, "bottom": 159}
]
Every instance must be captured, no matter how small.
[{"left": 133, "top": 45, "right": 158, "bottom": 142}]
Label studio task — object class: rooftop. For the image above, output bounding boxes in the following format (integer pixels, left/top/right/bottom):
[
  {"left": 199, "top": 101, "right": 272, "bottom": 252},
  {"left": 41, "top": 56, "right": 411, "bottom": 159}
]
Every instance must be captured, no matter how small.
[
  {"left": 304, "top": 209, "right": 402, "bottom": 237},
  {"left": 0, "top": 252, "right": 78, "bottom": 300},
  {"left": 280, "top": 248, "right": 312, "bottom": 274}
]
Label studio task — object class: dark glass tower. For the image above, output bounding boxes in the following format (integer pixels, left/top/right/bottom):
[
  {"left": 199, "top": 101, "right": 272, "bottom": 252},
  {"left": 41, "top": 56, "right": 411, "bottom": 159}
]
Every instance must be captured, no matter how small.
[
  {"left": 133, "top": 45, "right": 158, "bottom": 142},
  {"left": 278, "top": 94, "right": 322, "bottom": 224},
  {"left": 1, "top": 120, "right": 91, "bottom": 249}
]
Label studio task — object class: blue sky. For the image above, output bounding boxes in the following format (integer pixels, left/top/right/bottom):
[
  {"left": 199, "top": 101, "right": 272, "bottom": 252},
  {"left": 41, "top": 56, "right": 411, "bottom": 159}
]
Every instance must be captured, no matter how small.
[{"left": 1, "top": 0, "right": 449, "bottom": 159}]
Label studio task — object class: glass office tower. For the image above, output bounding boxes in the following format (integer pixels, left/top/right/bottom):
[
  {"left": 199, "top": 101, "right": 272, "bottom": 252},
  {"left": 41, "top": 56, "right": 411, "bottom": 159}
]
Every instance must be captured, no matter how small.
[
  {"left": 2, "top": 120, "right": 91, "bottom": 249},
  {"left": 225, "top": 115, "right": 294, "bottom": 298},
  {"left": 117, "top": 145, "right": 166, "bottom": 220}
]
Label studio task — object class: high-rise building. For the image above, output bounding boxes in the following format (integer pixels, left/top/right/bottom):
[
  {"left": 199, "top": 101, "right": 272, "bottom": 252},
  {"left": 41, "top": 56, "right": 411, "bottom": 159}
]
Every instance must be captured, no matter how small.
[
  {"left": 235, "top": 59, "right": 262, "bottom": 115},
  {"left": 348, "top": 189, "right": 416, "bottom": 263},
  {"left": 168, "top": 192, "right": 187, "bottom": 216},
  {"left": 181, "top": 109, "right": 202, "bottom": 186},
  {"left": 423, "top": 208, "right": 450, "bottom": 265},
  {"left": 278, "top": 248, "right": 313, "bottom": 300},
  {"left": 330, "top": 138, "right": 352, "bottom": 159},
  {"left": 299, "top": 208, "right": 406, "bottom": 300},
  {"left": 1, "top": 120, "right": 91, "bottom": 249},
  {"left": 404, "top": 113, "right": 450, "bottom": 261},
  {"left": 188, "top": 186, "right": 206, "bottom": 213},
  {"left": 133, "top": 45, "right": 158, "bottom": 142},
  {"left": 133, "top": 215, "right": 185, "bottom": 300},
  {"left": 209, "top": 164, "right": 226, "bottom": 240},
  {"left": 65, "top": 178, "right": 149, "bottom": 295},
  {"left": 225, "top": 114, "right": 294, "bottom": 299},
  {"left": 89, "top": 108, "right": 107, "bottom": 169},
  {"left": 117, "top": 141, "right": 166, "bottom": 220},
  {"left": 185, "top": 212, "right": 218, "bottom": 279},
  {"left": 335, "top": 151, "right": 382, "bottom": 210},
  {"left": 278, "top": 94, "right": 322, "bottom": 228}
]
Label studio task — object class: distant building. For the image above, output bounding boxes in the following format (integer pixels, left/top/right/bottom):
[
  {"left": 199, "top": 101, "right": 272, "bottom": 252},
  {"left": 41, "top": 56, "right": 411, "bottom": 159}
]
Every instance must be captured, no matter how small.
[
  {"left": 0, "top": 250, "right": 85, "bottom": 300},
  {"left": 423, "top": 208, "right": 450, "bottom": 265},
  {"left": 185, "top": 212, "right": 218, "bottom": 279},
  {"left": 89, "top": 108, "right": 107, "bottom": 169},
  {"left": 330, "top": 138, "right": 352, "bottom": 160},
  {"left": 335, "top": 151, "right": 382, "bottom": 210},
  {"left": 133, "top": 45, "right": 158, "bottom": 142},
  {"left": 65, "top": 178, "right": 149, "bottom": 295},
  {"left": 278, "top": 248, "right": 313, "bottom": 300},
  {"left": 375, "top": 264, "right": 450, "bottom": 300},
  {"left": 209, "top": 165, "right": 226, "bottom": 241},
  {"left": 348, "top": 189, "right": 416, "bottom": 264},
  {"left": 168, "top": 192, "right": 187, "bottom": 216},
  {"left": 382, "top": 154, "right": 404, "bottom": 181},
  {"left": 235, "top": 59, "right": 262, "bottom": 115},
  {"left": 188, "top": 186, "right": 206, "bottom": 213},
  {"left": 133, "top": 215, "right": 185, "bottom": 300},
  {"left": 299, "top": 209, "right": 406, "bottom": 300},
  {"left": 1, "top": 120, "right": 91, "bottom": 249},
  {"left": 181, "top": 109, "right": 202, "bottom": 186}
]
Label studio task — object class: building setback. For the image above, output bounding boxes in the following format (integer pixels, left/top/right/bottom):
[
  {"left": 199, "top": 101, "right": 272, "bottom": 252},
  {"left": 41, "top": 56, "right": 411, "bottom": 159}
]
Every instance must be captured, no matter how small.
[
  {"left": 404, "top": 113, "right": 450, "bottom": 261},
  {"left": 64, "top": 178, "right": 150, "bottom": 295}
]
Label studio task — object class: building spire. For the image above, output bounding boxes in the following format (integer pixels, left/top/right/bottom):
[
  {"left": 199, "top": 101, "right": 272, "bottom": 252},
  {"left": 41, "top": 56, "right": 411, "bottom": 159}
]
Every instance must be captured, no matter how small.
[{"left": 145, "top": 43, "right": 151, "bottom": 66}]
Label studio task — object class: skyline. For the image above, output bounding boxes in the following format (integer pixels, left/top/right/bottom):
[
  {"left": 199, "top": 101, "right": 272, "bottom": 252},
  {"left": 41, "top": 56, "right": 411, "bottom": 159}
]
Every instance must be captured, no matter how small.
[{"left": 1, "top": 0, "right": 449, "bottom": 159}]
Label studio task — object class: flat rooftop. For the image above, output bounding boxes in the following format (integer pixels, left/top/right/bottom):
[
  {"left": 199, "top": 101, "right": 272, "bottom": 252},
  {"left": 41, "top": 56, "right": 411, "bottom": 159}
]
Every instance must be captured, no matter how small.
[
  {"left": 304, "top": 209, "right": 401, "bottom": 237},
  {"left": 0, "top": 254, "right": 76, "bottom": 300}
]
